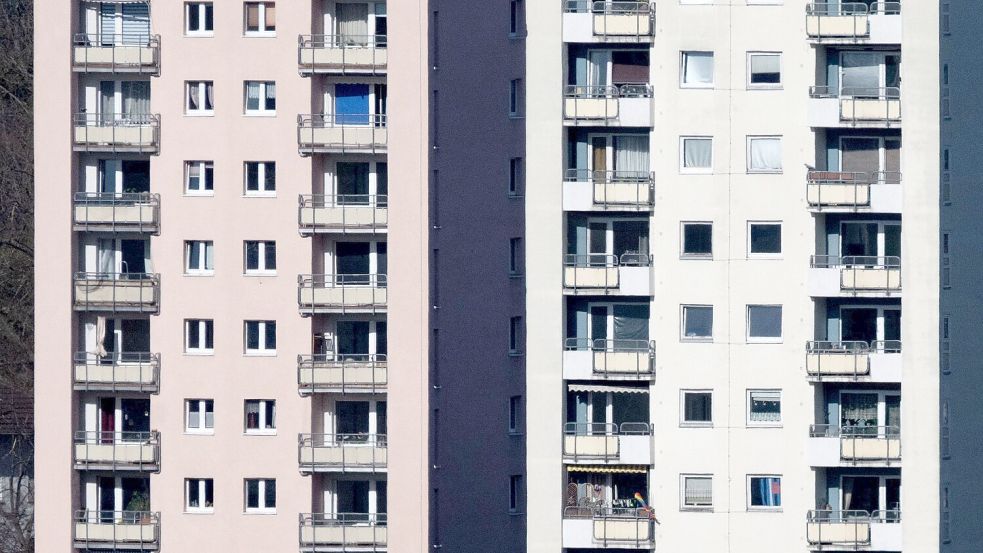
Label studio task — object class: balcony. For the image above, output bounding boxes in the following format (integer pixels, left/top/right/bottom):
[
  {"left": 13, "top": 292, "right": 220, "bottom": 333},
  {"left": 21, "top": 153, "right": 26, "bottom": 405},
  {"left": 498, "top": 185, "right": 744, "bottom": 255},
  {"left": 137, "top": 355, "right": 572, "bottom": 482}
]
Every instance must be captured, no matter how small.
[
  {"left": 563, "top": 85, "right": 652, "bottom": 127},
  {"left": 73, "top": 113, "right": 160, "bottom": 153},
  {"left": 809, "top": 256, "right": 901, "bottom": 297},
  {"left": 806, "top": 510, "right": 902, "bottom": 551},
  {"left": 563, "top": 254, "right": 652, "bottom": 296},
  {"left": 298, "top": 434, "right": 387, "bottom": 473},
  {"left": 562, "top": 506, "right": 655, "bottom": 549},
  {"left": 805, "top": 2, "right": 902, "bottom": 44},
  {"left": 563, "top": 170, "right": 655, "bottom": 211},
  {"left": 806, "top": 171, "right": 902, "bottom": 212},
  {"left": 74, "top": 510, "right": 159, "bottom": 551},
  {"left": 299, "top": 35, "right": 387, "bottom": 75},
  {"left": 298, "top": 274, "right": 387, "bottom": 315},
  {"left": 73, "top": 431, "right": 160, "bottom": 471},
  {"left": 808, "top": 425, "right": 900, "bottom": 466},
  {"left": 73, "top": 273, "right": 160, "bottom": 313},
  {"left": 809, "top": 87, "right": 901, "bottom": 127},
  {"left": 564, "top": 339, "right": 655, "bottom": 380},
  {"left": 299, "top": 195, "right": 387, "bottom": 234},
  {"left": 298, "top": 354, "right": 387, "bottom": 395},
  {"left": 73, "top": 352, "right": 160, "bottom": 393},
  {"left": 298, "top": 114, "right": 387, "bottom": 155},
  {"left": 563, "top": 422, "right": 652, "bottom": 465},
  {"left": 805, "top": 341, "right": 901, "bottom": 382},
  {"left": 73, "top": 192, "right": 160, "bottom": 233},
  {"left": 72, "top": 33, "right": 160, "bottom": 74},
  {"left": 299, "top": 513, "right": 387, "bottom": 550},
  {"left": 562, "top": 1, "right": 655, "bottom": 43}
]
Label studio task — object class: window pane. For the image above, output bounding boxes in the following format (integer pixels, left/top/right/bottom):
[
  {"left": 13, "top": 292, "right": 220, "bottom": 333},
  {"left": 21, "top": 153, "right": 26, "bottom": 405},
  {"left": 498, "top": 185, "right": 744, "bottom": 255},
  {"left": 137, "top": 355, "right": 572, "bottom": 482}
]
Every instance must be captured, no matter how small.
[
  {"left": 246, "top": 480, "right": 259, "bottom": 508},
  {"left": 264, "top": 4, "right": 275, "bottom": 30},
  {"left": 748, "top": 306, "right": 782, "bottom": 339},
  {"left": 188, "top": 401, "right": 200, "bottom": 428},
  {"left": 750, "top": 54, "right": 781, "bottom": 84},
  {"left": 683, "top": 138, "right": 712, "bottom": 168},
  {"left": 188, "top": 242, "right": 201, "bottom": 270},
  {"left": 187, "top": 163, "right": 201, "bottom": 189},
  {"left": 188, "top": 320, "right": 200, "bottom": 348},
  {"left": 246, "top": 163, "right": 259, "bottom": 190},
  {"left": 264, "top": 83, "right": 276, "bottom": 110},
  {"left": 203, "top": 82, "right": 214, "bottom": 110},
  {"left": 205, "top": 479, "right": 213, "bottom": 503},
  {"left": 204, "top": 164, "right": 214, "bottom": 190},
  {"left": 264, "top": 401, "right": 276, "bottom": 429},
  {"left": 750, "top": 391, "right": 781, "bottom": 422},
  {"left": 204, "top": 400, "right": 215, "bottom": 428},
  {"left": 246, "top": 82, "right": 260, "bottom": 111},
  {"left": 246, "top": 322, "right": 259, "bottom": 350},
  {"left": 204, "top": 320, "right": 214, "bottom": 348},
  {"left": 204, "top": 5, "right": 214, "bottom": 30},
  {"left": 750, "top": 477, "right": 781, "bottom": 507},
  {"left": 684, "top": 393, "right": 712, "bottom": 422},
  {"left": 684, "top": 306, "right": 713, "bottom": 338},
  {"left": 246, "top": 4, "right": 259, "bottom": 30},
  {"left": 683, "top": 52, "right": 714, "bottom": 85},
  {"left": 264, "top": 480, "right": 276, "bottom": 507},
  {"left": 264, "top": 162, "right": 276, "bottom": 190},
  {"left": 749, "top": 138, "right": 782, "bottom": 171},
  {"left": 685, "top": 477, "right": 712, "bottom": 506},
  {"left": 683, "top": 224, "right": 712, "bottom": 255},
  {"left": 245, "top": 242, "right": 259, "bottom": 270},
  {"left": 188, "top": 4, "right": 200, "bottom": 30},
  {"left": 188, "top": 480, "right": 200, "bottom": 506},
  {"left": 750, "top": 224, "right": 781, "bottom": 254},
  {"left": 264, "top": 242, "right": 277, "bottom": 270},
  {"left": 264, "top": 322, "right": 276, "bottom": 351},
  {"left": 245, "top": 401, "right": 259, "bottom": 429}
]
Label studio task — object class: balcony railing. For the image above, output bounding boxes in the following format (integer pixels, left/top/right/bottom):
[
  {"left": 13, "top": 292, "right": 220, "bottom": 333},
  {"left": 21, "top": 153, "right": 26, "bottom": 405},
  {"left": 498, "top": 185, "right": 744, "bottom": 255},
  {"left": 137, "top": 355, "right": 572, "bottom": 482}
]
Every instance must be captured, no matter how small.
[
  {"left": 72, "top": 33, "right": 161, "bottom": 74},
  {"left": 805, "top": 340, "right": 901, "bottom": 379},
  {"left": 810, "top": 424, "right": 901, "bottom": 462},
  {"left": 564, "top": 1, "right": 656, "bottom": 39},
  {"left": 73, "top": 272, "right": 160, "bottom": 313},
  {"left": 806, "top": 170, "right": 901, "bottom": 209},
  {"left": 298, "top": 34, "right": 387, "bottom": 74},
  {"left": 299, "top": 513, "right": 387, "bottom": 548},
  {"left": 73, "top": 351, "right": 160, "bottom": 393},
  {"left": 297, "top": 114, "right": 387, "bottom": 154},
  {"left": 73, "top": 430, "right": 160, "bottom": 471},
  {"left": 563, "top": 506, "right": 656, "bottom": 548},
  {"left": 806, "top": 510, "right": 901, "bottom": 546},
  {"left": 73, "top": 113, "right": 160, "bottom": 153},
  {"left": 565, "top": 338, "right": 655, "bottom": 378},
  {"left": 563, "top": 422, "right": 652, "bottom": 461},
  {"left": 298, "top": 433, "right": 387, "bottom": 472},
  {"left": 73, "top": 192, "right": 160, "bottom": 233},
  {"left": 298, "top": 353, "right": 387, "bottom": 394},
  {"left": 810, "top": 255, "right": 902, "bottom": 292},
  {"left": 563, "top": 253, "right": 652, "bottom": 290},
  {"left": 565, "top": 169, "right": 655, "bottom": 209},
  {"left": 297, "top": 274, "right": 387, "bottom": 314},
  {"left": 298, "top": 194, "right": 388, "bottom": 233},
  {"left": 810, "top": 86, "right": 901, "bottom": 124},
  {"left": 74, "top": 510, "right": 159, "bottom": 550},
  {"left": 563, "top": 84, "right": 652, "bottom": 121},
  {"left": 806, "top": 2, "right": 901, "bottom": 40}
]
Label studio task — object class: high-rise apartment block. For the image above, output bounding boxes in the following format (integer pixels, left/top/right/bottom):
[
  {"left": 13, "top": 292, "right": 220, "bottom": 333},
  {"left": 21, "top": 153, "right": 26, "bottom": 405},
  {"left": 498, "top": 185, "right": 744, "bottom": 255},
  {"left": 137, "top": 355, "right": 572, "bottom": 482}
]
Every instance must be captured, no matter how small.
[{"left": 34, "top": 1, "right": 980, "bottom": 552}]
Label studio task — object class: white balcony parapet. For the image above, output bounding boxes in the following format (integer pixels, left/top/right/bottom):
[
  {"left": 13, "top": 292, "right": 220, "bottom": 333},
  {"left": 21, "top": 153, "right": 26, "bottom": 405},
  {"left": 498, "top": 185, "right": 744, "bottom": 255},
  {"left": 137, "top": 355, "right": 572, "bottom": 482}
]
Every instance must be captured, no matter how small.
[
  {"left": 805, "top": 340, "right": 901, "bottom": 381},
  {"left": 563, "top": 253, "right": 652, "bottom": 295},
  {"left": 562, "top": 1, "right": 656, "bottom": 42},
  {"left": 563, "top": 506, "right": 656, "bottom": 549},
  {"left": 805, "top": 2, "right": 902, "bottom": 42},
  {"left": 298, "top": 354, "right": 387, "bottom": 395},
  {"left": 806, "top": 170, "right": 902, "bottom": 212},
  {"left": 810, "top": 424, "right": 901, "bottom": 464},
  {"left": 72, "top": 33, "right": 160, "bottom": 74},
  {"left": 73, "top": 272, "right": 160, "bottom": 313},
  {"left": 565, "top": 338, "right": 655, "bottom": 379},
  {"left": 298, "top": 194, "right": 387, "bottom": 233},
  {"left": 563, "top": 85, "right": 653, "bottom": 126},
  {"left": 563, "top": 422, "right": 652, "bottom": 465},
  {"left": 73, "top": 113, "right": 160, "bottom": 153},
  {"left": 297, "top": 274, "right": 387, "bottom": 314},
  {"left": 298, "top": 34, "right": 387, "bottom": 75},
  {"left": 74, "top": 351, "right": 160, "bottom": 393},
  {"left": 809, "top": 86, "right": 901, "bottom": 126},
  {"left": 73, "top": 430, "right": 160, "bottom": 471},
  {"left": 299, "top": 513, "right": 387, "bottom": 548},
  {"left": 73, "top": 192, "right": 160, "bottom": 233},
  {"left": 564, "top": 169, "right": 655, "bottom": 211},
  {"left": 74, "top": 510, "right": 160, "bottom": 550},
  {"left": 297, "top": 114, "right": 387, "bottom": 154},
  {"left": 806, "top": 510, "right": 902, "bottom": 551},
  {"left": 298, "top": 433, "right": 387, "bottom": 473},
  {"left": 809, "top": 255, "right": 901, "bottom": 294}
]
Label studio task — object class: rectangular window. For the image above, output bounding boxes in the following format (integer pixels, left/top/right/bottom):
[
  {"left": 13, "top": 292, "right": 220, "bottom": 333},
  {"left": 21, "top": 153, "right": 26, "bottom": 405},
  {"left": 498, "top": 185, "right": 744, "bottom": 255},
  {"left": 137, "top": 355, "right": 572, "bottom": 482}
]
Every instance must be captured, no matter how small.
[
  {"left": 509, "top": 157, "right": 523, "bottom": 196},
  {"left": 244, "top": 321, "right": 276, "bottom": 354},
  {"left": 747, "top": 390, "right": 781, "bottom": 426},
  {"left": 747, "top": 305, "right": 782, "bottom": 343},
  {"left": 747, "top": 136, "right": 783, "bottom": 173},
  {"left": 509, "top": 475, "right": 523, "bottom": 513},
  {"left": 185, "top": 240, "right": 215, "bottom": 274},
  {"left": 681, "top": 390, "right": 712, "bottom": 426},
  {"left": 244, "top": 161, "right": 276, "bottom": 195},
  {"left": 244, "top": 2, "right": 275, "bottom": 35},
  {"left": 186, "top": 81, "right": 214, "bottom": 115},
  {"left": 681, "top": 475, "right": 713, "bottom": 510},
  {"left": 185, "top": 161, "right": 214, "bottom": 195},
  {"left": 509, "top": 79, "right": 522, "bottom": 117},
  {"left": 509, "top": 396, "right": 522, "bottom": 434},
  {"left": 244, "top": 399, "right": 276, "bottom": 433},
  {"left": 185, "top": 478, "right": 214, "bottom": 512},
  {"left": 244, "top": 241, "right": 276, "bottom": 274},
  {"left": 509, "top": 238, "right": 523, "bottom": 276},
  {"left": 244, "top": 479, "right": 276, "bottom": 513},
  {"left": 748, "top": 52, "right": 782, "bottom": 88},
  {"left": 747, "top": 476, "right": 782, "bottom": 510},
  {"left": 186, "top": 399, "right": 215, "bottom": 433},
  {"left": 185, "top": 2, "right": 214, "bottom": 35},
  {"left": 509, "top": 316, "right": 523, "bottom": 355},
  {"left": 681, "top": 222, "right": 712, "bottom": 258},
  {"left": 185, "top": 319, "right": 214, "bottom": 354},
  {"left": 509, "top": 0, "right": 523, "bottom": 35},
  {"left": 681, "top": 51, "right": 714, "bottom": 87},
  {"left": 244, "top": 81, "right": 276, "bottom": 115},
  {"left": 682, "top": 305, "right": 713, "bottom": 341},
  {"left": 681, "top": 137, "right": 713, "bottom": 172},
  {"left": 748, "top": 222, "right": 782, "bottom": 256}
]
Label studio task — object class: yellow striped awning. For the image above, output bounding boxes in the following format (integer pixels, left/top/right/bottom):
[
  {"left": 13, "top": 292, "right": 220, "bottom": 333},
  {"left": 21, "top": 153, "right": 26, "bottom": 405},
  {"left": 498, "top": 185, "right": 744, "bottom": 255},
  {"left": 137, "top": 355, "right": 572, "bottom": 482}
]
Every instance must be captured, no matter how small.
[{"left": 567, "top": 465, "right": 649, "bottom": 474}]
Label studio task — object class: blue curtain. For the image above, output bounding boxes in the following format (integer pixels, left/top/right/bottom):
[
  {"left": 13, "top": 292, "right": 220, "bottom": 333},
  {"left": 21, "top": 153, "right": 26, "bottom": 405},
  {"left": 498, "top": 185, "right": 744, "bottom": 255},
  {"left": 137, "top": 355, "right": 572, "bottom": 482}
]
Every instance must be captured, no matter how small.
[{"left": 335, "top": 84, "right": 370, "bottom": 125}]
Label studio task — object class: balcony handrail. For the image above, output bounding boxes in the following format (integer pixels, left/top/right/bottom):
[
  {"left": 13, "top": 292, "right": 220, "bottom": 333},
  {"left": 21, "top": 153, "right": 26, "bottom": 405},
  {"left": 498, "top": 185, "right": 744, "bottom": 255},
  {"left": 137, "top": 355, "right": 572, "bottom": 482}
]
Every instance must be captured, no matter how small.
[
  {"left": 74, "top": 509, "right": 160, "bottom": 526},
  {"left": 563, "top": 252, "right": 653, "bottom": 268},
  {"left": 563, "top": 505, "right": 651, "bottom": 519},
  {"left": 810, "top": 255, "right": 901, "bottom": 269},
  {"left": 299, "top": 433, "right": 388, "bottom": 447},
  {"left": 870, "top": 1, "right": 902, "bottom": 15},
  {"left": 73, "top": 112, "right": 160, "bottom": 126},
  {"left": 74, "top": 430, "right": 159, "bottom": 444},
  {"left": 298, "top": 352, "right": 388, "bottom": 365},
  {"left": 871, "top": 339, "right": 901, "bottom": 353},
  {"left": 565, "top": 168, "right": 655, "bottom": 183},
  {"left": 74, "top": 191, "right": 160, "bottom": 205},
  {"left": 564, "top": 1, "right": 653, "bottom": 14},
  {"left": 809, "top": 85, "right": 901, "bottom": 99},
  {"left": 808, "top": 424, "right": 900, "bottom": 438},
  {"left": 298, "top": 113, "right": 387, "bottom": 128},
  {"left": 299, "top": 194, "right": 388, "bottom": 208},
  {"left": 299, "top": 34, "right": 388, "bottom": 48},
  {"left": 808, "top": 509, "right": 901, "bottom": 525},
  {"left": 564, "top": 337, "right": 655, "bottom": 352},
  {"left": 806, "top": 340, "right": 870, "bottom": 354},
  {"left": 564, "top": 84, "right": 653, "bottom": 99},
  {"left": 75, "top": 271, "right": 159, "bottom": 282},
  {"left": 807, "top": 170, "right": 902, "bottom": 185},
  {"left": 300, "top": 512, "right": 388, "bottom": 526},
  {"left": 563, "top": 421, "right": 652, "bottom": 435},
  {"left": 806, "top": 2, "right": 872, "bottom": 16},
  {"left": 73, "top": 32, "right": 160, "bottom": 47},
  {"left": 75, "top": 350, "right": 159, "bottom": 366},
  {"left": 298, "top": 273, "right": 388, "bottom": 287}
]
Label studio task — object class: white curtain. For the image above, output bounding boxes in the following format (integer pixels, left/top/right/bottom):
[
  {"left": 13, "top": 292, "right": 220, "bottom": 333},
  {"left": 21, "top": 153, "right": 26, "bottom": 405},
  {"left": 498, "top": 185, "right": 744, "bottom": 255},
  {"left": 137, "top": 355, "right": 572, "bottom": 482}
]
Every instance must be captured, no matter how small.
[
  {"left": 96, "top": 316, "right": 108, "bottom": 357},
  {"left": 246, "top": 82, "right": 260, "bottom": 111},
  {"left": 204, "top": 242, "right": 214, "bottom": 271},
  {"left": 613, "top": 136, "right": 649, "bottom": 174},
  {"left": 683, "top": 52, "right": 714, "bottom": 85},
  {"left": 97, "top": 239, "right": 115, "bottom": 274},
  {"left": 588, "top": 51, "right": 610, "bottom": 88},
  {"left": 841, "top": 53, "right": 879, "bottom": 94},
  {"left": 188, "top": 84, "right": 199, "bottom": 111},
  {"left": 121, "top": 82, "right": 150, "bottom": 117},
  {"left": 337, "top": 3, "right": 369, "bottom": 44},
  {"left": 205, "top": 82, "right": 214, "bottom": 110},
  {"left": 749, "top": 138, "right": 782, "bottom": 171},
  {"left": 684, "top": 138, "right": 712, "bottom": 169}
]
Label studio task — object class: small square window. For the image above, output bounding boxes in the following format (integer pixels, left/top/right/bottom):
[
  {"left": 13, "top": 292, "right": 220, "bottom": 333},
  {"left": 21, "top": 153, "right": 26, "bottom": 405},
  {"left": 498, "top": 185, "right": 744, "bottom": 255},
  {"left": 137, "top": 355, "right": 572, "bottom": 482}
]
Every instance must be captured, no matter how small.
[
  {"left": 681, "top": 52, "right": 714, "bottom": 88},
  {"left": 681, "top": 475, "right": 712, "bottom": 511},
  {"left": 747, "top": 136, "right": 783, "bottom": 173},
  {"left": 509, "top": 396, "right": 523, "bottom": 434},
  {"left": 244, "top": 399, "right": 276, "bottom": 433},
  {"left": 509, "top": 238, "right": 523, "bottom": 276},
  {"left": 747, "top": 476, "right": 782, "bottom": 510},
  {"left": 244, "top": 81, "right": 276, "bottom": 115},
  {"left": 747, "top": 305, "right": 782, "bottom": 343},
  {"left": 748, "top": 52, "right": 782, "bottom": 88},
  {"left": 682, "top": 305, "right": 713, "bottom": 341},
  {"left": 185, "top": 240, "right": 214, "bottom": 275},
  {"left": 681, "top": 222, "right": 712, "bottom": 258},
  {"left": 244, "top": 241, "right": 276, "bottom": 274},
  {"left": 186, "top": 399, "right": 215, "bottom": 433},
  {"left": 509, "top": 475, "right": 523, "bottom": 513},
  {"left": 747, "top": 390, "right": 781, "bottom": 426},
  {"left": 185, "top": 161, "right": 214, "bottom": 195},
  {"left": 681, "top": 137, "right": 713, "bottom": 172},
  {"left": 185, "top": 319, "right": 214, "bottom": 354},
  {"left": 244, "top": 162, "right": 276, "bottom": 195},
  {"left": 681, "top": 390, "right": 712, "bottom": 426},
  {"left": 185, "top": 2, "right": 214, "bottom": 35},
  {"left": 509, "top": 316, "right": 523, "bottom": 355},
  {"left": 244, "top": 478, "right": 276, "bottom": 513},
  {"left": 186, "top": 81, "right": 214, "bottom": 115},
  {"left": 244, "top": 320, "right": 276, "bottom": 355},
  {"left": 244, "top": 2, "right": 275, "bottom": 35},
  {"left": 748, "top": 222, "right": 782, "bottom": 257},
  {"left": 185, "top": 478, "right": 214, "bottom": 512}
]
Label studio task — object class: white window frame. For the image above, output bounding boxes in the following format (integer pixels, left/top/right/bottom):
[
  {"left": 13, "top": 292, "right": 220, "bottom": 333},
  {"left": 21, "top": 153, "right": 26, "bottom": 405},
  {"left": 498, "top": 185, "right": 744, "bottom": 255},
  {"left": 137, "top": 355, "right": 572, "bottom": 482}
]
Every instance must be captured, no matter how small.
[
  {"left": 681, "top": 304, "right": 713, "bottom": 342},
  {"left": 680, "top": 389, "right": 713, "bottom": 427},
  {"left": 680, "top": 136, "right": 713, "bottom": 174},
  {"left": 680, "top": 51, "right": 714, "bottom": 88},
  {"left": 747, "top": 389, "right": 782, "bottom": 427},
  {"left": 244, "top": 399, "right": 276, "bottom": 434},
  {"left": 243, "top": 478, "right": 276, "bottom": 514},
  {"left": 184, "top": 161, "right": 214, "bottom": 196},
  {"left": 244, "top": 161, "right": 276, "bottom": 196},
  {"left": 680, "top": 221, "right": 713, "bottom": 258},
  {"left": 185, "top": 399, "right": 215, "bottom": 434},
  {"left": 243, "top": 81, "right": 276, "bottom": 116},
  {"left": 746, "top": 136, "right": 783, "bottom": 174},
  {"left": 185, "top": 2, "right": 214, "bottom": 36},
  {"left": 184, "top": 240, "right": 214, "bottom": 275},
  {"left": 244, "top": 320, "right": 276, "bottom": 356},
  {"left": 244, "top": 240, "right": 276, "bottom": 275},
  {"left": 746, "top": 474, "right": 783, "bottom": 511},
  {"left": 185, "top": 81, "right": 214, "bottom": 116},
  {"left": 185, "top": 478, "right": 214, "bottom": 513},
  {"left": 746, "top": 304, "right": 783, "bottom": 344},
  {"left": 747, "top": 52, "right": 783, "bottom": 89},
  {"left": 184, "top": 319, "right": 214, "bottom": 355},
  {"left": 680, "top": 474, "right": 713, "bottom": 511},
  {"left": 747, "top": 221, "right": 783, "bottom": 258},
  {"left": 243, "top": 2, "right": 276, "bottom": 36}
]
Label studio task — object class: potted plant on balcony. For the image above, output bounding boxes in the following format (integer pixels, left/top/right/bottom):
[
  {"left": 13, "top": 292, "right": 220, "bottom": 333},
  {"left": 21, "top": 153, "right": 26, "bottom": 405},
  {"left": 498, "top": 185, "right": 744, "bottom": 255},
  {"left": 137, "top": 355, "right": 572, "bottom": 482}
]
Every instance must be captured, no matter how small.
[{"left": 125, "top": 491, "right": 151, "bottom": 524}]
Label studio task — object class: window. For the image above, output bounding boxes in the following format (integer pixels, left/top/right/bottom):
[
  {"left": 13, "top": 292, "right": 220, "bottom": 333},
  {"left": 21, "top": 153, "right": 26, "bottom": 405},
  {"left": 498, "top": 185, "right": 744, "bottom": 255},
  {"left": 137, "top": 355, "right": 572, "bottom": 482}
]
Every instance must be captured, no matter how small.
[
  {"left": 747, "top": 305, "right": 782, "bottom": 343},
  {"left": 244, "top": 2, "right": 275, "bottom": 35},
  {"left": 747, "top": 476, "right": 782, "bottom": 510},
  {"left": 509, "top": 79, "right": 522, "bottom": 117},
  {"left": 186, "top": 399, "right": 215, "bottom": 433},
  {"left": 681, "top": 391, "right": 712, "bottom": 426},
  {"left": 244, "top": 479, "right": 276, "bottom": 513},
  {"left": 244, "top": 81, "right": 276, "bottom": 115},
  {"left": 509, "top": 157, "right": 523, "bottom": 196},
  {"left": 244, "top": 241, "right": 276, "bottom": 274},
  {"left": 509, "top": 475, "right": 523, "bottom": 513},
  {"left": 186, "top": 81, "right": 214, "bottom": 115},
  {"left": 186, "top": 2, "right": 214, "bottom": 35},
  {"left": 681, "top": 52, "right": 714, "bottom": 87},
  {"left": 509, "top": 238, "right": 523, "bottom": 276},
  {"left": 509, "top": 0, "right": 523, "bottom": 36},
  {"left": 747, "top": 390, "right": 781, "bottom": 426},
  {"left": 681, "top": 475, "right": 712, "bottom": 510},
  {"left": 244, "top": 399, "right": 276, "bottom": 433},
  {"left": 185, "top": 478, "right": 214, "bottom": 513},
  {"left": 509, "top": 396, "right": 523, "bottom": 434},
  {"left": 748, "top": 52, "right": 782, "bottom": 88},
  {"left": 244, "top": 321, "right": 276, "bottom": 355},
  {"left": 747, "top": 136, "right": 783, "bottom": 173},
  {"left": 509, "top": 316, "right": 523, "bottom": 355},
  {"left": 682, "top": 305, "right": 713, "bottom": 341},
  {"left": 185, "top": 319, "right": 214, "bottom": 354},
  {"left": 748, "top": 222, "right": 782, "bottom": 256},
  {"left": 244, "top": 161, "right": 276, "bottom": 195},
  {"left": 185, "top": 161, "right": 214, "bottom": 195},
  {"left": 185, "top": 240, "right": 214, "bottom": 275},
  {"left": 681, "top": 137, "right": 713, "bottom": 172},
  {"left": 681, "top": 222, "right": 712, "bottom": 258}
]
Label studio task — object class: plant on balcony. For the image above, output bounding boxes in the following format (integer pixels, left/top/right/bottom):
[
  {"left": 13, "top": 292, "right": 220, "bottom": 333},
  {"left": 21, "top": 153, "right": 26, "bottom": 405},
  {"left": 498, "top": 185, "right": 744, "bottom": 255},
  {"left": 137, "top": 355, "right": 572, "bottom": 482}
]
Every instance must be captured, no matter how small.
[{"left": 124, "top": 491, "right": 151, "bottom": 524}]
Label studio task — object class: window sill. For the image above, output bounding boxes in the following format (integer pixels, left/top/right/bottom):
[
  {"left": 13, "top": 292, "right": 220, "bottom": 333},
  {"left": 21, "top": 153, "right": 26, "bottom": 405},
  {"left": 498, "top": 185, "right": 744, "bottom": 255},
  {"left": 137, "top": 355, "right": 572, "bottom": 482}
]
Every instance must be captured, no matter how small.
[
  {"left": 243, "top": 32, "right": 276, "bottom": 38},
  {"left": 508, "top": 351, "right": 524, "bottom": 357},
  {"left": 184, "top": 430, "right": 215, "bottom": 436},
  {"left": 679, "top": 169, "right": 713, "bottom": 175},
  {"left": 184, "top": 272, "right": 215, "bottom": 277},
  {"left": 747, "top": 507, "right": 783, "bottom": 513},
  {"left": 680, "top": 506, "right": 714, "bottom": 512},
  {"left": 680, "top": 422, "right": 713, "bottom": 428},
  {"left": 747, "top": 254, "right": 783, "bottom": 260},
  {"left": 243, "top": 510, "right": 277, "bottom": 515},
  {"left": 747, "top": 85, "right": 784, "bottom": 91},
  {"left": 185, "top": 509, "right": 215, "bottom": 515},
  {"left": 185, "top": 111, "right": 215, "bottom": 117},
  {"left": 746, "top": 338, "right": 783, "bottom": 344},
  {"left": 184, "top": 351, "right": 215, "bottom": 356},
  {"left": 243, "top": 112, "right": 277, "bottom": 118},
  {"left": 244, "top": 351, "right": 277, "bottom": 357},
  {"left": 184, "top": 32, "right": 215, "bottom": 38},
  {"left": 508, "top": 431, "right": 524, "bottom": 437},
  {"left": 244, "top": 431, "right": 277, "bottom": 437},
  {"left": 242, "top": 193, "right": 277, "bottom": 198},
  {"left": 746, "top": 423, "right": 782, "bottom": 429},
  {"left": 243, "top": 272, "right": 277, "bottom": 277},
  {"left": 184, "top": 192, "right": 215, "bottom": 197},
  {"left": 680, "top": 337, "right": 713, "bottom": 343},
  {"left": 509, "top": 273, "right": 524, "bottom": 279},
  {"left": 747, "top": 169, "right": 783, "bottom": 175},
  {"left": 680, "top": 254, "right": 713, "bottom": 260},
  {"left": 680, "top": 83, "right": 714, "bottom": 90}
]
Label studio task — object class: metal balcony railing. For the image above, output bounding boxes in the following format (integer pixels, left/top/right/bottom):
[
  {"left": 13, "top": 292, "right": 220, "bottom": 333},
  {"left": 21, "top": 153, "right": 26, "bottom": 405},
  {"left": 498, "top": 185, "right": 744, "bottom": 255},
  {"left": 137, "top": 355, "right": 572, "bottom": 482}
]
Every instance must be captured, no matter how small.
[
  {"left": 299, "top": 512, "right": 388, "bottom": 547},
  {"left": 811, "top": 85, "right": 901, "bottom": 123},
  {"left": 297, "top": 274, "right": 387, "bottom": 314},
  {"left": 811, "top": 255, "right": 902, "bottom": 292},
  {"left": 73, "top": 430, "right": 160, "bottom": 471},
  {"left": 73, "top": 272, "right": 160, "bottom": 313},
  {"left": 74, "top": 509, "right": 160, "bottom": 549},
  {"left": 298, "top": 34, "right": 387, "bottom": 74},
  {"left": 562, "top": 253, "right": 652, "bottom": 290},
  {"left": 563, "top": 84, "right": 653, "bottom": 120},
  {"left": 298, "top": 433, "right": 387, "bottom": 472},
  {"left": 810, "top": 424, "right": 901, "bottom": 462},
  {"left": 73, "top": 351, "right": 160, "bottom": 393},
  {"left": 806, "top": 2, "right": 901, "bottom": 40},
  {"left": 298, "top": 194, "right": 388, "bottom": 233},
  {"left": 564, "top": 1, "right": 656, "bottom": 38},
  {"left": 565, "top": 168, "right": 655, "bottom": 208},
  {"left": 805, "top": 340, "right": 901, "bottom": 379},
  {"left": 562, "top": 421, "right": 652, "bottom": 461},
  {"left": 806, "top": 170, "right": 901, "bottom": 209},
  {"left": 807, "top": 509, "right": 901, "bottom": 545},
  {"left": 73, "top": 192, "right": 160, "bottom": 233},
  {"left": 563, "top": 505, "right": 656, "bottom": 547},
  {"left": 565, "top": 337, "right": 655, "bottom": 378},
  {"left": 72, "top": 33, "right": 160, "bottom": 74},
  {"left": 297, "top": 353, "right": 387, "bottom": 394},
  {"left": 73, "top": 113, "right": 160, "bottom": 153},
  {"left": 297, "top": 114, "right": 387, "bottom": 154}
]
